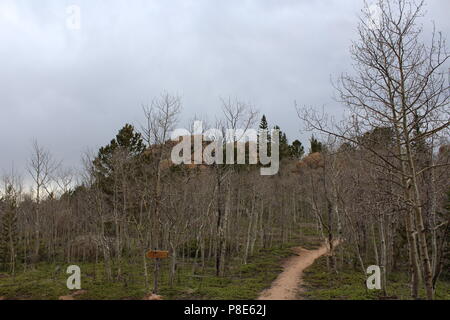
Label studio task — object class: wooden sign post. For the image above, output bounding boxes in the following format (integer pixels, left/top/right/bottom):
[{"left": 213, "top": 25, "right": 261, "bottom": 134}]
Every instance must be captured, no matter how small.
[
  {"left": 147, "top": 250, "right": 169, "bottom": 259},
  {"left": 147, "top": 250, "right": 169, "bottom": 294}
]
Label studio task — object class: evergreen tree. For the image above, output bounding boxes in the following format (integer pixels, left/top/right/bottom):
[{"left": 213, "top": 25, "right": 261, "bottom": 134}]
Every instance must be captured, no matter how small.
[
  {"left": 258, "top": 115, "right": 271, "bottom": 157},
  {"left": 289, "top": 140, "right": 305, "bottom": 159},
  {"left": 259, "top": 115, "right": 268, "bottom": 133},
  {"left": 309, "top": 135, "right": 323, "bottom": 154},
  {"left": 274, "top": 125, "right": 290, "bottom": 160},
  {"left": 93, "top": 124, "right": 146, "bottom": 192},
  {"left": 258, "top": 115, "right": 270, "bottom": 141}
]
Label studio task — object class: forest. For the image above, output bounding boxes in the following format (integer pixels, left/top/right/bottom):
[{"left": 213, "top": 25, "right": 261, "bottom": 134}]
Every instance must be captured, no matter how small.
[{"left": 0, "top": 0, "right": 449, "bottom": 300}]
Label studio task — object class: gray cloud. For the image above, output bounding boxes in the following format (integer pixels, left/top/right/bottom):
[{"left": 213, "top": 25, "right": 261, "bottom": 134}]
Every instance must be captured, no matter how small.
[{"left": 0, "top": 0, "right": 449, "bottom": 177}]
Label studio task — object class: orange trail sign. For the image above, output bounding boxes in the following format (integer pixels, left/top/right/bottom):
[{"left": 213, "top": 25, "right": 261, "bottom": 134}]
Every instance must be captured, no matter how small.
[{"left": 147, "top": 250, "right": 169, "bottom": 259}]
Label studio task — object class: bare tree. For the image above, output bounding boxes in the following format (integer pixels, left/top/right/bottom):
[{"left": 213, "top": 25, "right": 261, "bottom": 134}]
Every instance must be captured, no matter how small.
[
  {"left": 27, "top": 140, "right": 59, "bottom": 264},
  {"left": 214, "top": 98, "right": 258, "bottom": 276},
  {"left": 141, "top": 93, "right": 182, "bottom": 291},
  {"left": 0, "top": 167, "right": 22, "bottom": 275},
  {"left": 298, "top": 0, "right": 449, "bottom": 299}
]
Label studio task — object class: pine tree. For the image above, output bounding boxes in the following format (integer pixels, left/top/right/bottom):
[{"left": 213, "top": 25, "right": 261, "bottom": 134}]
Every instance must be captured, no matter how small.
[
  {"left": 309, "top": 135, "right": 323, "bottom": 154},
  {"left": 258, "top": 115, "right": 270, "bottom": 141},
  {"left": 259, "top": 115, "right": 268, "bottom": 132},
  {"left": 289, "top": 140, "right": 305, "bottom": 159},
  {"left": 274, "top": 125, "right": 290, "bottom": 160},
  {"left": 258, "top": 115, "right": 271, "bottom": 157},
  {"left": 93, "top": 124, "right": 146, "bottom": 192}
]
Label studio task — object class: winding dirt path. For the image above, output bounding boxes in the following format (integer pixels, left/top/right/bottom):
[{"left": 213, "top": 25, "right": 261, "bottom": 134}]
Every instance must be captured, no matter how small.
[{"left": 258, "top": 242, "right": 336, "bottom": 300}]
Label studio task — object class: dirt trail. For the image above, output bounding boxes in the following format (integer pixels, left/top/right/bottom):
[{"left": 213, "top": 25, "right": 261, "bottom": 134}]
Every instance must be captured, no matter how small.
[{"left": 258, "top": 242, "right": 336, "bottom": 300}]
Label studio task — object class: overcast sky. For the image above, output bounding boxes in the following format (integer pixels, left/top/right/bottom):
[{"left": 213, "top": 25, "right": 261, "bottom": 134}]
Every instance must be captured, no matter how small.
[{"left": 0, "top": 0, "right": 449, "bottom": 179}]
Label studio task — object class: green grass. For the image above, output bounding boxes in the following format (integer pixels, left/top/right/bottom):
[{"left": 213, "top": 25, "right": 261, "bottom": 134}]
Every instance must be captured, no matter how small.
[
  {"left": 0, "top": 246, "right": 295, "bottom": 300},
  {"left": 0, "top": 222, "right": 325, "bottom": 300},
  {"left": 301, "top": 256, "right": 450, "bottom": 300},
  {"left": 191, "top": 246, "right": 293, "bottom": 300}
]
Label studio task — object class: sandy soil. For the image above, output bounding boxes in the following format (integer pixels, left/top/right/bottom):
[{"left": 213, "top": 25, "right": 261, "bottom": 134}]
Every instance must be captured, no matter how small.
[{"left": 258, "top": 242, "right": 335, "bottom": 300}]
